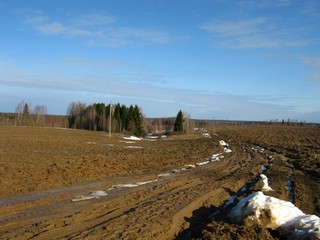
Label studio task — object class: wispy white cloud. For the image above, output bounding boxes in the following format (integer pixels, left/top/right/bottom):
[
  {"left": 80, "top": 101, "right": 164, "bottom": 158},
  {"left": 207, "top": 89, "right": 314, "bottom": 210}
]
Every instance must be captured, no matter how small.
[
  {"left": 235, "top": 0, "right": 294, "bottom": 8},
  {"left": 25, "top": 13, "right": 92, "bottom": 37},
  {"left": 201, "top": 17, "right": 268, "bottom": 36},
  {"left": 23, "top": 12, "right": 175, "bottom": 47},
  {"left": 63, "top": 57, "right": 126, "bottom": 69},
  {"left": 300, "top": 56, "right": 320, "bottom": 69},
  {"left": 300, "top": 1, "right": 320, "bottom": 19},
  {"left": 85, "top": 27, "right": 174, "bottom": 47},
  {"left": 71, "top": 13, "right": 116, "bottom": 27},
  {"left": 200, "top": 17, "right": 308, "bottom": 49},
  {"left": 300, "top": 56, "right": 320, "bottom": 82}
]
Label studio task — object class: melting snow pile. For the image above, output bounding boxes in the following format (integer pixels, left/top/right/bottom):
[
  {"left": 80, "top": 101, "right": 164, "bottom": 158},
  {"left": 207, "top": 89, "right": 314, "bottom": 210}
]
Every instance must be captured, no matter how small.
[{"left": 228, "top": 191, "right": 320, "bottom": 239}]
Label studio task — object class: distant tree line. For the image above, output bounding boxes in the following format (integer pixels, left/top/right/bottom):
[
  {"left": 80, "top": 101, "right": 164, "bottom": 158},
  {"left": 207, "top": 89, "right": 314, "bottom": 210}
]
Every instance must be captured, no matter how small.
[
  {"left": 3, "top": 101, "right": 317, "bottom": 133},
  {"left": 270, "top": 118, "right": 307, "bottom": 126},
  {"left": 67, "top": 102, "right": 145, "bottom": 137},
  {"left": 144, "top": 117, "right": 175, "bottom": 133}
]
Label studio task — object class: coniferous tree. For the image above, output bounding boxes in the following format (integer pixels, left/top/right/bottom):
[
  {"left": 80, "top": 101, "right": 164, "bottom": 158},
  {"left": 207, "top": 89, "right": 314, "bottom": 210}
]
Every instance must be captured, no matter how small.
[
  {"left": 174, "top": 110, "right": 184, "bottom": 132},
  {"left": 95, "top": 103, "right": 105, "bottom": 130},
  {"left": 133, "top": 105, "right": 144, "bottom": 137},
  {"left": 120, "top": 104, "right": 128, "bottom": 132},
  {"left": 66, "top": 102, "right": 144, "bottom": 135},
  {"left": 126, "top": 105, "right": 136, "bottom": 133},
  {"left": 22, "top": 103, "right": 30, "bottom": 126},
  {"left": 113, "top": 103, "right": 122, "bottom": 132}
]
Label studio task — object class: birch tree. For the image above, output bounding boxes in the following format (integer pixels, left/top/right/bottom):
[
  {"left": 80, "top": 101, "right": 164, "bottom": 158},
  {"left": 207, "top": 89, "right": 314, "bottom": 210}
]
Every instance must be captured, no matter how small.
[{"left": 34, "top": 105, "right": 47, "bottom": 126}]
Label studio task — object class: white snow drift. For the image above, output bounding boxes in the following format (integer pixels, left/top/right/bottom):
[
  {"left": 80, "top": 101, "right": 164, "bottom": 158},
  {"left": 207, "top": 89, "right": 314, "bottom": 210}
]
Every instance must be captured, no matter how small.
[{"left": 228, "top": 174, "right": 320, "bottom": 239}]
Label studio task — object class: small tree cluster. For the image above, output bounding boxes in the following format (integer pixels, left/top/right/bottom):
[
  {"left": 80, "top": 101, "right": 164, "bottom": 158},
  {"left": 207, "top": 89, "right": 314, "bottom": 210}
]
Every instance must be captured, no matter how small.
[
  {"left": 67, "top": 102, "right": 145, "bottom": 137},
  {"left": 15, "top": 101, "right": 47, "bottom": 126}
]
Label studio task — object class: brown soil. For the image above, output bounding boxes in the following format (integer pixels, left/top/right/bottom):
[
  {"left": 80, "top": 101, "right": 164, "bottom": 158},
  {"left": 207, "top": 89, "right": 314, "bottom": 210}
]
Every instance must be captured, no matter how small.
[{"left": 0, "top": 125, "right": 319, "bottom": 239}]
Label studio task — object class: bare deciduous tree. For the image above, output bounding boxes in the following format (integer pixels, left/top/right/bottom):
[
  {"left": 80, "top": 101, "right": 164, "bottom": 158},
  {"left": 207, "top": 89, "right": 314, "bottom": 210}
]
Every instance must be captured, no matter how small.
[
  {"left": 15, "top": 101, "right": 31, "bottom": 126},
  {"left": 67, "top": 101, "right": 86, "bottom": 129},
  {"left": 34, "top": 105, "right": 47, "bottom": 126},
  {"left": 15, "top": 101, "right": 24, "bottom": 126}
]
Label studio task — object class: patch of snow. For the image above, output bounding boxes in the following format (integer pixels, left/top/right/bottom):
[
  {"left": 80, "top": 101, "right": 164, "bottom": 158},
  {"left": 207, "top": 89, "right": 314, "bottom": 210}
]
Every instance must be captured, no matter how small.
[
  {"left": 90, "top": 190, "right": 108, "bottom": 197},
  {"left": 210, "top": 153, "right": 223, "bottom": 161},
  {"left": 185, "top": 164, "right": 196, "bottom": 169},
  {"left": 72, "top": 190, "right": 108, "bottom": 202},
  {"left": 124, "top": 146, "right": 143, "bottom": 149},
  {"left": 228, "top": 191, "right": 320, "bottom": 239},
  {"left": 72, "top": 178, "right": 158, "bottom": 202},
  {"left": 196, "top": 160, "right": 210, "bottom": 166},
  {"left": 224, "top": 147, "right": 232, "bottom": 153},
  {"left": 134, "top": 180, "right": 157, "bottom": 185},
  {"left": 113, "top": 183, "right": 139, "bottom": 188},
  {"left": 145, "top": 135, "right": 159, "bottom": 139},
  {"left": 219, "top": 140, "right": 229, "bottom": 147},
  {"left": 123, "top": 136, "right": 142, "bottom": 141},
  {"left": 203, "top": 133, "right": 211, "bottom": 138},
  {"left": 260, "top": 174, "right": 274, "bottom": 192},
  {"left": 72, "top": 195, "right": 96, "bottom": 202},
  {"left": 114, "top": 179, "right": 157, "bottom": 188},
  {"left": 195, "top": 152, "right": 225, "bottom": 166},
  {"left": 157, "top": 173, "right": 170, "bottom": 178},
  {"left": 145, "top": 133, "right": 159, "bottom": 139}
]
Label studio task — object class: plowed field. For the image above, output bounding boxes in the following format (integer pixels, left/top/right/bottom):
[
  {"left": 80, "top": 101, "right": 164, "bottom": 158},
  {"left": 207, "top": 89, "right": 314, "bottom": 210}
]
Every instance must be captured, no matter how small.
[{"left": 0, "top": 125, "right": 319, "bottom": 239}]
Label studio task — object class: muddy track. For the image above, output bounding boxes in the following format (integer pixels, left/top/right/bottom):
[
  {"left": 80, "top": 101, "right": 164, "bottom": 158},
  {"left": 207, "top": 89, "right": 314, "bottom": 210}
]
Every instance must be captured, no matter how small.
[{"left": 0, "top": 138, "right": 256, "bottom": 239}]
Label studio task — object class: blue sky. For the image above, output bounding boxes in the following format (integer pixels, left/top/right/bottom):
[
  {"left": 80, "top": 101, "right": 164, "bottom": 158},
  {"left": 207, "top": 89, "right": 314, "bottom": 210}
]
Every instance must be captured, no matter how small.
[{"left": 0, "top": 0, "right": 319, "bottom": 122}]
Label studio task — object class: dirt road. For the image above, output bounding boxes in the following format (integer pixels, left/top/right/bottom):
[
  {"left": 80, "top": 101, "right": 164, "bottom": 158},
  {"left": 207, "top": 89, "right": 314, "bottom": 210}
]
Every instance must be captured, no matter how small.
[{"left": 0, "top": 125, "right": 319, "bottom": 239}]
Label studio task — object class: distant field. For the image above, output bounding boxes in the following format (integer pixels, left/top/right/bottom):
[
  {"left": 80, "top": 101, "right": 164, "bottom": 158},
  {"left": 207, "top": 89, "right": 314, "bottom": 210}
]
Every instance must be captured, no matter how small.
[{"left": 0, "top": 126, "right": 216, "bottom": 196}]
